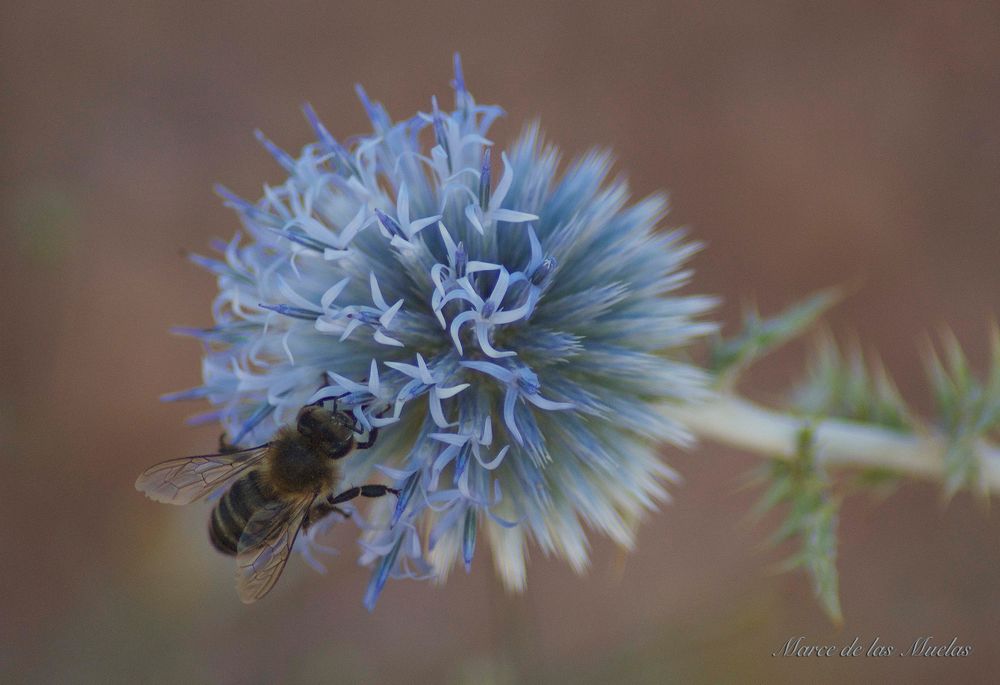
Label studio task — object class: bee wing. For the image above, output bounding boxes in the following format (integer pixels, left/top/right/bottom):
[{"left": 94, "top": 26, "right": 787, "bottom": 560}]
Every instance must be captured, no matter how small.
[
  {"left": 135, "top": 445, "right": 269, "bottom": 505},
  {"left": 235, "top": 494, "right": 316, "bottom": 603}
]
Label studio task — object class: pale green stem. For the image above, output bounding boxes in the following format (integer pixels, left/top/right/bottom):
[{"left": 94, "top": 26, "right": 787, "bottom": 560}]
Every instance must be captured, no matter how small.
[{"left": 663, "top": 394, "right": 1000, "bottom": 492}]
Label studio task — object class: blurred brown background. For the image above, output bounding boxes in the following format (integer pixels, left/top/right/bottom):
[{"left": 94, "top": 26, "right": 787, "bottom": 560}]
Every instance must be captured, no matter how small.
[{"left": 3, "top": 1, "right": 1000, "bottom": 683}]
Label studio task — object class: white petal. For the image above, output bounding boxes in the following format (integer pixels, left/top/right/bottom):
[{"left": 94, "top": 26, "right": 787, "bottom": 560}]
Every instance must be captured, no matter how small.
[
  {"left": 476, "top": 445, "right": 509, "bottom": 470},
  {"left": 293, "top": 215, "right": 339, "bottom": 246},
  {"left": 430, "top": 446, "right": 460, "bottom": 487},
  {"left": 449, "top": 310, "right": 478, "bottom": 356},
  {"left": 429, "top": 432, "right": 470, "bottom": 446},
  {"left": 491, "top": 209, "right": 538, "bottom": 223},
  {"left": 503, "top": 389, "right": 522, "bottom": 445},
  {"left": 437, "top": 221, "right": 457, "bottom": 261},
  {"left": 457, "top": 462, "right": 472, "bottom": 499},
  {"left": 276, "top": 276, "right": 319, "bottom": 310},
  {"left": 490, "top": 151, "right": 515, "bottom": 212},
  {"left": 370, "top": 414, "right": 401, "bottom": 427},
  {"left": 459, "top": 359, "right": 513, "bottom": 382},
  {"left": 280, "top": 330, "right": 295, "bottom": 364},
  {"left": 323, "top": 248, "right": 351, "bottom": 260},
  {"left": 373, "top": 330, "right": 405, "bottom": 347},
  {"left": 324, "top": 371, "right": 368, "bottom": 393},
  {"left": 339, "top": 318, "right": 363, "bottom": 341},
  {"left": 489, "top": 524, "right": 527, "bottom": 592},
  {"left": 464, "top": 203, "right": 485, "bottom": 235},
  {"left": 415, "top": 354, "right": 434, "bottom": 384},
  {"left": 379, "top": 299, "right": 404, "bottom": 328},
  {"left": 337, "top": 205, "right": 373, "bottom": 247},
  {"left": 435, "top": 383, "right": 470, "bottom": 399},
  {"left": 439, "top": 286, "right": 478, "bottom": 308},
  {"left": 458, "top": 133, "right": 492, "bottom": 149},
  {"left": 430, "top": 263, "right": 449, "bottom": 293},
  {"left": 466, "top": 260, "right": 502, "bottom": 274},
  {"left": 408, "top": 215, "right": 442, "bottom": 236},
  {"left": 384, "top": 360, "right": 422, "bottom": 379},
  {"left": 367, "top": 359, "right": 380, "bottom": 394},
  {"left": 428, "top": 392, "right": 454, "bottom": 428},
  {"left": 490, "top": 301, "right": 533, "bottom": 325},
  {"left": 476, "top": 321, "right": 516, "bottom": 359},
  {"left": 524, "top": 393, "right": 575, "bottom": 411},
  {"left": 396, "top": 182, "right": 410, "bottom": 226},
  {"left": 527, "top": 225, "right": 542, "bottom": 267},
  {"left": 457, "top": 277, "right": 485, "bottom": 309},
  {"left": 320, "top": 277, "right": 351, "bottom": 311},
  {"left": 369, "top": 272, "right": 389, "bottom": 310},
  {"left": 488, "top": 267, "right": 510, "bottom": 306},
  {"left": 314, "top": 316, "right": 341, "bottom": 334}
]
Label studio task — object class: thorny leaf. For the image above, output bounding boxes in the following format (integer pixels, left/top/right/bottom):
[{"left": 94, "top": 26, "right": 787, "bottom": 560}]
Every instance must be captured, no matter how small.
[
  {"left": 753, "top": 425, "right": 843, "bottom": 625},
  {"left": 710, "top": 289, "right": 840, "bottom": 387},
  {"left": 925, "top": 325, "right": 1000, "bottom": 499},
  {"left": 795, "top": 333, "right": 913, "bottom": 432}
]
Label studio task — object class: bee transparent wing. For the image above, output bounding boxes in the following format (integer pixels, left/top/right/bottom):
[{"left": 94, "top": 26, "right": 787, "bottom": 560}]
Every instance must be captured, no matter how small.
[
  {"left": 135, "top": 445, "right": 269, "bottom": 505},
  {"left": 235, "top": 495, "right": 315, "bottom": 603}
]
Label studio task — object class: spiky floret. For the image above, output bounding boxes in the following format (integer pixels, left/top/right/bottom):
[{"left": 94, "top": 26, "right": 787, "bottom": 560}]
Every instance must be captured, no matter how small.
[{"left": 172, "top": 56, "right": 716, "bottom": 607}]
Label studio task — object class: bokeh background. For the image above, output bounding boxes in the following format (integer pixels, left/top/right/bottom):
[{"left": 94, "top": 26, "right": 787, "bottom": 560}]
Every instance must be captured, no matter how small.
[{"left": 4, "top": 1, "right": 1000, "bottom": 683}]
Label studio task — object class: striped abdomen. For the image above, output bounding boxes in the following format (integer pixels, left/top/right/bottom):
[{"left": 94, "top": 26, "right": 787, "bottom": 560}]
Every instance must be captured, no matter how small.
[{"left": 209, "top": 469, "right": 273, "bottom": 556}]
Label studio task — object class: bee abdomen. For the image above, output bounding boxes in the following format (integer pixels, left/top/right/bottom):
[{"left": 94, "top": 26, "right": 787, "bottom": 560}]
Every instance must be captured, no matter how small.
[{"left": 209, "top": 470, "right": 271, "bottom": 556}]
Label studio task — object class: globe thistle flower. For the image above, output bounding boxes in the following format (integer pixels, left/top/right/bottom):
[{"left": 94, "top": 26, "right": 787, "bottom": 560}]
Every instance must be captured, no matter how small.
[{"left": 172, "top": 55, "right": 716, "bottom": 608}]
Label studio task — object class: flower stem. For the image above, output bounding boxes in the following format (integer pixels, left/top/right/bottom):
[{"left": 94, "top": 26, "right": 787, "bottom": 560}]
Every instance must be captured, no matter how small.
[{"left": 663, "top": 394, "right": 1000, "bottom": 492}]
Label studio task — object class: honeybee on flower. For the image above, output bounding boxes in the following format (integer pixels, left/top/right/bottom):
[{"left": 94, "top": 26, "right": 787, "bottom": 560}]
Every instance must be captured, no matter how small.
[{"left": 162, "top": 55, "right": 715, "bottom": 607}]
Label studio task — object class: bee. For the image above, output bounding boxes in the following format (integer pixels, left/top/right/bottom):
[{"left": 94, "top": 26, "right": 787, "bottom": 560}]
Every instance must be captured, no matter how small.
[{"left": 136, "top": 403, "right": 398, "bottom": 603}]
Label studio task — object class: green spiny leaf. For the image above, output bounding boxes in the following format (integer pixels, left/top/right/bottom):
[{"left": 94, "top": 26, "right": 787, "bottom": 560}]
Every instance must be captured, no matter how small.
[
  {"left": 751, "top": 471, "right": 795, "bottom": 518},
  {"left": 751, "top": 427, "right": 842, "bottom": 624},
  {"left": 851, "top": 467, "right": 901, "bottom": 500},
  {"left": 943, "top": 439, "right": 978, "bottom": 500},
  {"left": 925, "top": 327, "right": 1000, "bottom": 498},
  {"left": 795, "top": 334, "right": 913, "bottom": 431},
  {"left": 802, "top": 499, "right": 842, "bottom": 625},
  {"left": 710, "top": 288, "right": 840, "bottom": 385}
]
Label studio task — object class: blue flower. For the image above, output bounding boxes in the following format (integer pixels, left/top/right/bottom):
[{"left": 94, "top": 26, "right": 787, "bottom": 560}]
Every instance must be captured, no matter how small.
[{"left": 172, "top": 55, "right": 716, "bottom": 608}]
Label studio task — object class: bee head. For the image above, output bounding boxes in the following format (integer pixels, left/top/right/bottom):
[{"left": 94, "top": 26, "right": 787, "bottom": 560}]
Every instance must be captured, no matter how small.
[{"left": 295, "top": 405, "right": 356, "bottom": 454}]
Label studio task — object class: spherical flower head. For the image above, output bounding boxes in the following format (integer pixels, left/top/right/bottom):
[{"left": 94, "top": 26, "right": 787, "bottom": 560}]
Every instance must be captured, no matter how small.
[{"left": 173, "top": 55, "right": 716, "bottom": 608}]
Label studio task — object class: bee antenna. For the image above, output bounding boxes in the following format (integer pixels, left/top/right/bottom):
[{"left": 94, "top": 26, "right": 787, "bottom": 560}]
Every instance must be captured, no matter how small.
[{"left": 308, "top": 390, "right": 351, "bottom": 408}]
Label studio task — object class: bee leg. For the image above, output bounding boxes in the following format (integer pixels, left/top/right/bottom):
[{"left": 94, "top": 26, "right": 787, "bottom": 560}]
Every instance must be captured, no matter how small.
[
  {"left": 306, "top": 502, "right": 352, "bottom": 528},
  {"left": 355, "top": 405, "right": 389, "bottom": 449},
  {"left": 355, "top": 426, "right": 378, "bottom": 450},
  {"left": 327, "top": 484, "right": 400, "bottom": 505},
  {"left": 218, "top": 433, "right": 238, "bottom": 453},
  {"left": 307, "top": 390, "right": 349, "bottom": 408}
]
